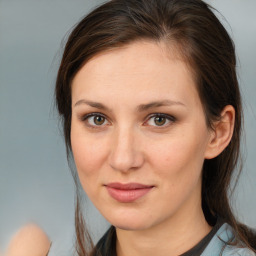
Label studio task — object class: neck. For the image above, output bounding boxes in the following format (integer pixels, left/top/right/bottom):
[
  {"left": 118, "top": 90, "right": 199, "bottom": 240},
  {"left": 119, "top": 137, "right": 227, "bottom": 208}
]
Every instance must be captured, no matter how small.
[{"left": 115, "top": 201, "right": 212, "bottom": 256}]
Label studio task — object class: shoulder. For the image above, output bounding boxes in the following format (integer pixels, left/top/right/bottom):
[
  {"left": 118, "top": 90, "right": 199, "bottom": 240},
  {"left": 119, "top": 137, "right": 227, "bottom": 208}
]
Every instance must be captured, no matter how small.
[
  {"left": 222, "top": 247, "right": 256, "bottom": 256},
  {"left": 202, "top": 223, "right": 256, "bottom": 256}
]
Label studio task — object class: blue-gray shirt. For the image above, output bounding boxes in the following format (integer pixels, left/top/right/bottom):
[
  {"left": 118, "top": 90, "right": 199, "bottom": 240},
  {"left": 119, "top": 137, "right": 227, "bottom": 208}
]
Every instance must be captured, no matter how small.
[{"left": 201, "top": 223, "right": 255, "bottom": 256}]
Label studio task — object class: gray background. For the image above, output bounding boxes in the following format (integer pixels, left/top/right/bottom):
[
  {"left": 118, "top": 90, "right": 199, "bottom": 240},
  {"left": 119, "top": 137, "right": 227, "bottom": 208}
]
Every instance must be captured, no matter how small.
[{"left": 0, "top": 0, "right": 255, "bottom": 255}]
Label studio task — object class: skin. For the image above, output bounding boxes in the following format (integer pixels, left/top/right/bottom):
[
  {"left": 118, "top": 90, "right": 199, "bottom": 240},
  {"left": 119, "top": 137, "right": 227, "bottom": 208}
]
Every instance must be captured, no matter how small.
[
  {"left": 5, "top": 224, "right": 51, "bottom": 256},
  {"left": 71, "top": 40, "right": 235, "bottom": 256}
]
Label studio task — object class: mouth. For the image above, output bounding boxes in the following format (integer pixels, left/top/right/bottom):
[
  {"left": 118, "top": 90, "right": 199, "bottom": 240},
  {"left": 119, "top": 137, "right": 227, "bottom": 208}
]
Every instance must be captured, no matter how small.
[{"left": 104, "top": 182, "right": 154, "bottom": 203}]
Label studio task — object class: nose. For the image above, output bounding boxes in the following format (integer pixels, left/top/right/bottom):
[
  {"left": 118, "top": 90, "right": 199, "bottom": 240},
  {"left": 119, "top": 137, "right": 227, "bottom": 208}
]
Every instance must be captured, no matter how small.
[{"left": 108, "top": 126, "right": 144, "bottom": 173}]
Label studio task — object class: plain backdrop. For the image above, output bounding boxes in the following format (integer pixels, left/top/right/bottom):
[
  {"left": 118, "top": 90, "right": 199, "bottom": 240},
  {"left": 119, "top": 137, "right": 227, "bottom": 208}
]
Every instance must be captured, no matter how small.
[{"left": 0, "top": 0, "right": 255, "bottom": 255}]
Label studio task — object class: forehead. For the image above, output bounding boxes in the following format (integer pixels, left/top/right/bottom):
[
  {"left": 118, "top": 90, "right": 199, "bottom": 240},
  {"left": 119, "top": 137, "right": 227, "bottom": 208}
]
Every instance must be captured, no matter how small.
[{"left": 71, "top": 40, "right": 200, "bottom": 109}]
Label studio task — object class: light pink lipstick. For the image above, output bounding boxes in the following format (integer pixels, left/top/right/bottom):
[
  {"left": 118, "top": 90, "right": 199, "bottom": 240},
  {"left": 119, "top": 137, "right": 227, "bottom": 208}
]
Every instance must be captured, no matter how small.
[{"left": 105, "top": 182, "right": 154, "bottom": 203}]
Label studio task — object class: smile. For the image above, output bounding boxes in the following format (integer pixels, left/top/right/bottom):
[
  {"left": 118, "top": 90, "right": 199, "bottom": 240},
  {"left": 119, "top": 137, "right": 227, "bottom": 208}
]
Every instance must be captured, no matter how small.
[{"left": 105, "top": 183, "right": 154, "bottom": 203}]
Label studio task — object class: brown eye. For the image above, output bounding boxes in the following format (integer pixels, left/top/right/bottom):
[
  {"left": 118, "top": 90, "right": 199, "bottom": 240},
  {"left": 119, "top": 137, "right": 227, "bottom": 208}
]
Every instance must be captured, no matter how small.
[
  {"left": 82, "top": 113, "right": 109, "bottom": 127},
  {"left": 154, "top": 116, "right": 167, "bottom": 126},
  {"left": 146, "top": 114, "right": 176, "bottom": 127},
  {"left": 94, "top": 116, "right": 105, "bottom": 125}
]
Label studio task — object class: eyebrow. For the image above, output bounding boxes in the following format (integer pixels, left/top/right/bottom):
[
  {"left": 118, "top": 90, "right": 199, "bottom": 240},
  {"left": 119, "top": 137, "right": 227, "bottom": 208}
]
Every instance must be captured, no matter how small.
[
  {"left": 136, "top": 100, "right": 186, "bottom": 111},
  {"left": 74, "top": 99, "right": 186, "bottom": 112},
  {"left": 74, "top": 99, "right": 113, "bottom": 112}
]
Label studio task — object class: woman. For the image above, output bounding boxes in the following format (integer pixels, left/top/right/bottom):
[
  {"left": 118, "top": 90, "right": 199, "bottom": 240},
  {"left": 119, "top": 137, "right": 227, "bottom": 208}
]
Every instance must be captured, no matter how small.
[{"left": 55, "top": 0, "right": 256, "bottom": 255}]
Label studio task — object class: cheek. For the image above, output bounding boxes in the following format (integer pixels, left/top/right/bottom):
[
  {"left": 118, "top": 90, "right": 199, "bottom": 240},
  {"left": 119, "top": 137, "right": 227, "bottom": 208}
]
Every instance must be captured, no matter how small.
[
  {"left": 72, "top": 138, "right": 104, "bottom": 174},
  {"left": 145, "top": 131, "right": 208, "bottom": 212},
  {"left": 71, "top": 136, "right": 108, "bottom": 202},
  {"left": 70, "top": 125, "right": 108, "bottom": 193},
  {"left": 147, "top": 130, "right": 208, "bottom": 179}
]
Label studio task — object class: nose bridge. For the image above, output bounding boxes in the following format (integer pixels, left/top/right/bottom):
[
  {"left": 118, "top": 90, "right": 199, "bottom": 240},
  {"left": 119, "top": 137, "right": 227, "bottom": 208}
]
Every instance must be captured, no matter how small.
[{"left": 108, "top": 123, "right": 143, "bottom": 172}]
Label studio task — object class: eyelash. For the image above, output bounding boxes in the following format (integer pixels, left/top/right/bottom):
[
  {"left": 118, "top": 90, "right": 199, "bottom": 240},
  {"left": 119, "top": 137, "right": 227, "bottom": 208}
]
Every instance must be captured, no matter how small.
[{"left": 80, "top": 112, "right": 176, "bottom": 129}]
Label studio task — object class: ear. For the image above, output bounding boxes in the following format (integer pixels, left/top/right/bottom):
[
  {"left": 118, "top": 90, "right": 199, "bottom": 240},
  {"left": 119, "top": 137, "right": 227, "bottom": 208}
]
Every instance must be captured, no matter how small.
[{"left": 204, "top": 105, "right": 235, "bottom": 159}]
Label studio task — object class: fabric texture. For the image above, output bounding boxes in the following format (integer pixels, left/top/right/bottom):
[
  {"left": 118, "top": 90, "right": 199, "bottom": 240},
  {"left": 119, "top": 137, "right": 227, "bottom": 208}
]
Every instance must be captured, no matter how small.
[
  {"left": 180, "top": 218, "right": 224, "bottom": 256},
  {"left": 201, "top": 223, "right": 256, "bottom": 256},
  {"left": 94, "top": 222, "right": 256, "bottom": 256}
]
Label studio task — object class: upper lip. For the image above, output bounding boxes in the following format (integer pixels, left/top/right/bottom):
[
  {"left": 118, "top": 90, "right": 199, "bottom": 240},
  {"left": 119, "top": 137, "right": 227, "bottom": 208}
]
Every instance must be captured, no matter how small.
[{"left": 105, "top": 182, "right": 154, "bottom": 190}]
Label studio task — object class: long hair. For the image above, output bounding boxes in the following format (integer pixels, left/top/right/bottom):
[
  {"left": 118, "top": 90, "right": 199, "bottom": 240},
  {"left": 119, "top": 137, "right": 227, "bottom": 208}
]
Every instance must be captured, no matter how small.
[{"left": 55, "top": 0, "right": 256, "bottom": 255}]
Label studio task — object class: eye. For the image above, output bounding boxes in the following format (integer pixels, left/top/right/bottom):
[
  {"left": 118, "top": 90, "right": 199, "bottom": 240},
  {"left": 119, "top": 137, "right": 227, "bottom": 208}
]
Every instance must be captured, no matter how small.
[
  {"left": 81, "top": 113, "right": 109, "bottom": 128},
  {"left": 145, "top": 113, "right": 176, "bottom": 127}
]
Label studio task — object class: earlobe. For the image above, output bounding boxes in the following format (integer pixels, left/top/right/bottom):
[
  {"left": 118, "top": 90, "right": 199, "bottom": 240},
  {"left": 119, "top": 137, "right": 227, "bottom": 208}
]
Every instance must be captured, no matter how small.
[{"left": 204, "top": 105, "right": 235, "bottom": 159}]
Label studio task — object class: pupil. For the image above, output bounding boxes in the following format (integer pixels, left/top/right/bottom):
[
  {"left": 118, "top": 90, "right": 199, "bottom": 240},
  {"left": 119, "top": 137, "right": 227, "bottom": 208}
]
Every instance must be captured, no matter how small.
[
  {"left": 94, "top": 116, "right": 104, "bottom": 125},
  {"left": 155, "top": 116, "right": 166, "bottom": 126}
]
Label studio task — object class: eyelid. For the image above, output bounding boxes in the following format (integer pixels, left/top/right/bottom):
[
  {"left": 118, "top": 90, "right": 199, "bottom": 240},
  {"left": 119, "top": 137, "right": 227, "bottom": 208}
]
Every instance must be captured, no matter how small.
[
  {"left": 80, "top": 112, "right": 107, "bottom": 121},
  {"left": 79, "top": 112, "right": 176, "bottom": 129},
  {"left": 144, "top": 113, "right": 176, "bottom": 127},
  {"left": 80, "top": 112, "right": 110, "bottom": 129}
]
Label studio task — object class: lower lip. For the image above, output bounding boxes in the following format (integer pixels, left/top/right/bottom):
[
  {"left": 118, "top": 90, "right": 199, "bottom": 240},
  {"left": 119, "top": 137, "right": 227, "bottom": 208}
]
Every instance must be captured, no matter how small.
[{"left": 106, "top": 186, "right": 153, "bottom": 203}]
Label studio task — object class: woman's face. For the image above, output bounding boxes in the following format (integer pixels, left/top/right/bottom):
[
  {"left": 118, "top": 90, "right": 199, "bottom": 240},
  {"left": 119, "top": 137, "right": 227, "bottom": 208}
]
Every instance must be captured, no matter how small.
[{"left": 71, "top": 41, "right": 213, "bottom": 231}]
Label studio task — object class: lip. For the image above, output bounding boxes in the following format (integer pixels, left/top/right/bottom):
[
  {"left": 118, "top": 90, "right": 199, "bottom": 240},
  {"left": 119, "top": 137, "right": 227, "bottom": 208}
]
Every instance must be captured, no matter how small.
[{"left": 105, "top": 182, "right": 154, "bottom": 203}]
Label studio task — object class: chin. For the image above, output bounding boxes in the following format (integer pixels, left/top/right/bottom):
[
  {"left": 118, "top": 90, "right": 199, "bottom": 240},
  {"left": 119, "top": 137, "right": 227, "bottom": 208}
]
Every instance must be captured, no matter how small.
[
  {"left": 114, "top": 222, "right": 149, "bottom": 231},
  {"left": 107, "top": 214, "right": 154, "bottom": 231}
]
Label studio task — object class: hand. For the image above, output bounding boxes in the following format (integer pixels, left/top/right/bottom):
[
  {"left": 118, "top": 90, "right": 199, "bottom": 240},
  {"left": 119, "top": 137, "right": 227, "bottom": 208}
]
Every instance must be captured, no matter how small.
[{"left": 5, "top": 224, "right": 51, "bottom": 256}]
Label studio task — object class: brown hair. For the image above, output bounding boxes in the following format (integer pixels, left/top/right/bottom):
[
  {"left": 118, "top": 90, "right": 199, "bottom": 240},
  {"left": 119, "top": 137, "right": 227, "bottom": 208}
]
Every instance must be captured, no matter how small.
[{"left": 55, "top": 0, "right": 256, "bottom": 255}]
